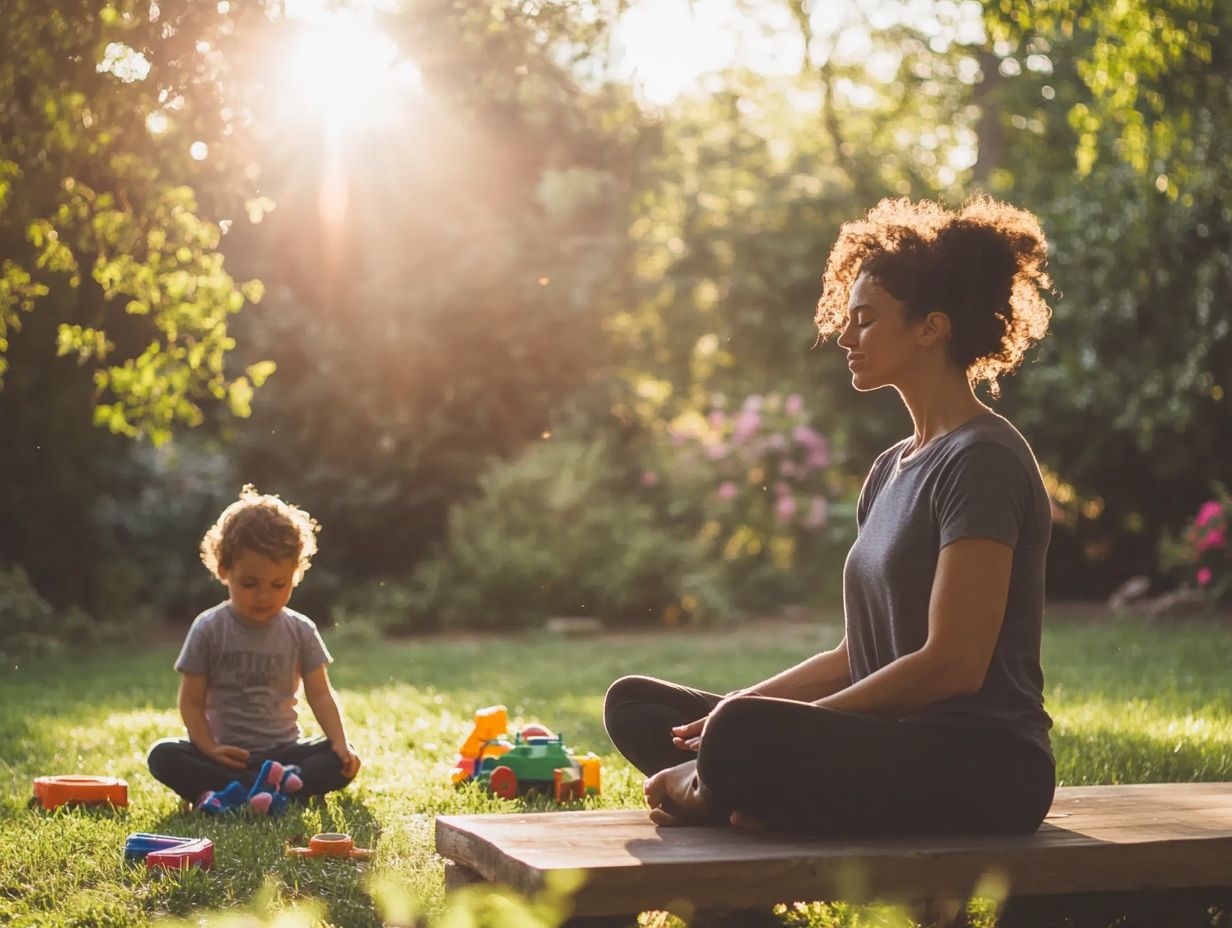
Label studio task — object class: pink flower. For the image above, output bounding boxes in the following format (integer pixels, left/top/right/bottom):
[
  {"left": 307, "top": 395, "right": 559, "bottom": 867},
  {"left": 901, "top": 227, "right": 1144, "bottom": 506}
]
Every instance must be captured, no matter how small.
[
  {"left": 793, "top": 424, "right": 823, "bottom": 448},
  {"left": 1196, "top": 500, "right": 1223, "bottom": 528},
  {"left": 785, "top": 393, "right": 804, "bottom": 416},
  {"left": 764, "top": 433, "right": 788, "bottom": 452},
  {"left": 793, "top": 425, "right": 830, "bottom": 466},
  {"left": 708, "top": 410, "right": 727, "bottom": 430},
  {"left": 717, "top": 481, "right": 738, "bottom": 501},
  {"left": 706, "top": 443, "right": 729, "bottom": 461},
  {"left": 773, "top": 481, "right": 791, "bottom": 497},
  {"left": 1196, "top": 527, "right": 1227, "bottom": 553},
  {"left": 732, "top": 410, "right": 761, "bottom": 444},
  {"left": 1197, "top": 567, "right": 1213, "bottom": 587},
  {"left": 805, "top": 496, "right": 828, "bottom": 528},
  {"left": 775, "top": 494, "right": 797, "bottom": 522},
  {"left": 779, "top": 461, "right": 799, "bottom": 478},
  {"left": 641, "top": 470, "right": 659, "bottom": 487}
]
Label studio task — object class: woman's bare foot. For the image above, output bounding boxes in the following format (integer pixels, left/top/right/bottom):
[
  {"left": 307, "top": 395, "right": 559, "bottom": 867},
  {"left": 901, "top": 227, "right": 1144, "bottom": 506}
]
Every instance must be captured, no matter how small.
[
  {"left": 644, "top": 760, "right": 723, "bottom": 826},
  {"left": 729, "top": 809, "right": 768, "bottom": 831}
]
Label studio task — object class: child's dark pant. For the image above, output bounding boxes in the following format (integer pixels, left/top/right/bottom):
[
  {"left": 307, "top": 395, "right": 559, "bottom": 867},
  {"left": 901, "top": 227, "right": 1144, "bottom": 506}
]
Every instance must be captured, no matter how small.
[
  {"left": 147, "top": 735, "right": 353, "bottom": 803},
  {"left": 604, "top": 674, "right": 1055, "bottom": 836}
]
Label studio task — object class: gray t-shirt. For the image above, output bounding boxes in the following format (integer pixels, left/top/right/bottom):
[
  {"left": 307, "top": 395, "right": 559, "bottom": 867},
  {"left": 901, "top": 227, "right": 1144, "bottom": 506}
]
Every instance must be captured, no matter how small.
[
  {"left": 174, "top": 602, "right": 332, "bottom": 750},
  {"left": 843, "top": 412, "right": 1053, "bottom": 758}
]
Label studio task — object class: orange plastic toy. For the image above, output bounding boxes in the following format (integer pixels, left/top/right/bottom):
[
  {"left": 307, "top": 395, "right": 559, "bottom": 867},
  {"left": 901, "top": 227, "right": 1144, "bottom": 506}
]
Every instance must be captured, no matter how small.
[
  {"left": 33, "top": 775, "right": 128, "bottom": 810},
  {"left": 286, "top": 832, "right": 372, "bottom": 861}
]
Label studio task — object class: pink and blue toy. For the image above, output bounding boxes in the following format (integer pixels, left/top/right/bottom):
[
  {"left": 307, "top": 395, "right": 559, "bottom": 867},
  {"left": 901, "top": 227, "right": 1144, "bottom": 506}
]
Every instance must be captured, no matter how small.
[
  {"left": 196, "top": 779, "right": 247, "bottom": 814},
  {"left": 196, "top": 760, "right": 303, "bottom": 815}
]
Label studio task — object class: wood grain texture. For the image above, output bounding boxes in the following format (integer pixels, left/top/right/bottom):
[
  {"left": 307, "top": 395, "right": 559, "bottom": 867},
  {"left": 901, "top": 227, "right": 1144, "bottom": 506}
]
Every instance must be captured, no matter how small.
[{"left": 435, "top": 782, "right": 1232, "bottom": 917}]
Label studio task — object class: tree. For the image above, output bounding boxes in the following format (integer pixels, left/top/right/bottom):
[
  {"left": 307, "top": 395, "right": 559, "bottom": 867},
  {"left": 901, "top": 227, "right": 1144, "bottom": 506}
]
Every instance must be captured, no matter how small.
[
  {"left": 978, "top": 0, "right": 1232, "bottom": 591},
  {"left": 215, "top": 0, "right": 650, "bottom": 598},
  {"left": 0, "top": 0, "right": 272, "bottom": 445}
]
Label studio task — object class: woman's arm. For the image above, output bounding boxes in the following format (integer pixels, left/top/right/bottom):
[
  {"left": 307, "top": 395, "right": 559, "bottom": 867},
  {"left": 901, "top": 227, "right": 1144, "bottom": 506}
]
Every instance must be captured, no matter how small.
[
  {"left": 673, "top": 636, "right": 852, "bottom": 750},
  {"left": 815, "top": 537, "right": 1013, "bottom": 717},
  {"left": 744, "top": 637, "right": 853, "bottom": 702},
  {"left": 303, "top": 665, "right": 361, "bottom": 778},
  {"left": 178, "top": 673, "right": 249, "bottom": 769}
]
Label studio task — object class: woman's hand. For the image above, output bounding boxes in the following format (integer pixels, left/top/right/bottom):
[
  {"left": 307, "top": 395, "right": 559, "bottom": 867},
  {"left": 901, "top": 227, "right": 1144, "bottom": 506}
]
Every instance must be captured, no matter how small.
[
  {"left": 206, "top": 744, "right": 250, "bottom": 770},
  {"left": 670, "top": 717, "right": 705, "bottom": 752},
  {"left": 332, "top": 740, "right": 362, "bottom": 779},
  {"left": 671, "top": 689, "right": 761, "bottom": 752}
]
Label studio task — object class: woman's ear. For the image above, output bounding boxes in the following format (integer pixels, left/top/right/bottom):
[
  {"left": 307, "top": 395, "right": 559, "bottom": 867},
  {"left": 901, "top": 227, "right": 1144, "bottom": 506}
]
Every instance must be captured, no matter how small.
[{"left": 917, "top": 311, "right": 952, "bottom": 348}]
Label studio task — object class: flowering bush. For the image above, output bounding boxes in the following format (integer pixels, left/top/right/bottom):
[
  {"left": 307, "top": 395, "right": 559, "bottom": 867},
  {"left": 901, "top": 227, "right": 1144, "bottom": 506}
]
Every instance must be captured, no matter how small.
[
  {"left": 396, "top": 438, "right": 738, "bottom": 629},
  {"left": 643, "top": 391, "right": 855, "bottom": 609},
  {"left": 1183, "top": 491, "right": 1231, "bottom": 603}
]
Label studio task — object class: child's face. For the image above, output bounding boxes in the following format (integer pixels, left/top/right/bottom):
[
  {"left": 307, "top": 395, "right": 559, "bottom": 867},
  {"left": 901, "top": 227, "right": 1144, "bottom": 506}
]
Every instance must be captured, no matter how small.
[{"left": 218, "top": 550, "right": 297, "bottom": 625}]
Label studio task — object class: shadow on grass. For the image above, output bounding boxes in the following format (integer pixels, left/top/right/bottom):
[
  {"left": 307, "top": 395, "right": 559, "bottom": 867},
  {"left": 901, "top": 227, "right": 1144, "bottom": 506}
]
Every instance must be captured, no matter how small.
[
  {"left": 142, "top": 790, "right": 384, "bottom": 925},
  {"left": 1000, "top": 887, "right": 1232, "bottom": 928}
]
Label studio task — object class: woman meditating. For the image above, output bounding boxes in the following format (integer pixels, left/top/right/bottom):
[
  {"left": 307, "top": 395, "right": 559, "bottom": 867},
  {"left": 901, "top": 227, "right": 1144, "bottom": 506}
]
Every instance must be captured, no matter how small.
[{"left": 605, "top": 196, "right": 1056, "bottom": 836}]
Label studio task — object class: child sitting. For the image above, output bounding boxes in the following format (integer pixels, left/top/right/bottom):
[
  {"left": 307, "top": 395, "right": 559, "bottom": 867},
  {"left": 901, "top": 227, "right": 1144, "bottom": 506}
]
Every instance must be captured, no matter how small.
[{"left": 147, "top": 485, "right": 361, "bottom": 812}]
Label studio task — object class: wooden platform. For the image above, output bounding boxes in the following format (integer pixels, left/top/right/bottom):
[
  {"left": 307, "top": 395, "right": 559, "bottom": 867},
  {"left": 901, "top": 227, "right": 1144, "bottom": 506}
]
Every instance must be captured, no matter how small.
[{"left": 436, "top": 782, "right": 1232, "bottom": 918}]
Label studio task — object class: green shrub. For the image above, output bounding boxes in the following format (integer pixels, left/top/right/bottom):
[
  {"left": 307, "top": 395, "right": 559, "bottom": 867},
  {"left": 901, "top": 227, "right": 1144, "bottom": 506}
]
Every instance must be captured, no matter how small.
[
  {"left": 0, "top": 565, "right": 94, "bottom": 659},
  {"left": 398, "top": 439, "right": 738, "bottom": 630}
]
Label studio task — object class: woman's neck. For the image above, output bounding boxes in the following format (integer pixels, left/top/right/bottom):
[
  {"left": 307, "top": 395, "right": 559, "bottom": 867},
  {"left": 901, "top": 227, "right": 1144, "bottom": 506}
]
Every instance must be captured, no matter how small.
[{"left": 896, "top": 367, "right": 990, "bottom": 454}]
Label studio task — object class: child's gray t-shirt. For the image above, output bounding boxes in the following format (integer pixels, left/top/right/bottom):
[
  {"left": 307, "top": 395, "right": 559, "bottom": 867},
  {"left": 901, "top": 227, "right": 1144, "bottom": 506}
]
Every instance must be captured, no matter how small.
[
  {"left": 843, "top": 412, "right": 1053, "bottom": 758},
  {"left": 174, "top": 602, "right": 332, "bottom": 750}
]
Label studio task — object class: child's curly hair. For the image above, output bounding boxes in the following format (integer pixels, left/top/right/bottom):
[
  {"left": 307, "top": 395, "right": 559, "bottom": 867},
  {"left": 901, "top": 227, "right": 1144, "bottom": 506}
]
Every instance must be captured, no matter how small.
[
  {"left": 200, "top": 485, "right": 320, "bottom": 584},
  {"left": 814, "top": 195, "right": 1053, "bottom": 396}
]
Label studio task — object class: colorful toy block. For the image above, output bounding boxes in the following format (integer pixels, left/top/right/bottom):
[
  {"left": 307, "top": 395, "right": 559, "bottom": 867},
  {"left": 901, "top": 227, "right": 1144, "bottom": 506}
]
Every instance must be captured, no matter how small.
[
  {"left": 124, "top": 832, "right": 214, "bottom": 871},
  {"left": 33, "top": 775, "right": 128, "bottom": 810}
]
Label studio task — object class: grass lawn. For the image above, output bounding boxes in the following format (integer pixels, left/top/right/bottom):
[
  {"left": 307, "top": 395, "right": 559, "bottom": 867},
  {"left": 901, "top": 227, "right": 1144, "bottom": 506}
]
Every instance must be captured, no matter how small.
[{"left": 1, "top": 611, "right": 1230, "bottom": 927}]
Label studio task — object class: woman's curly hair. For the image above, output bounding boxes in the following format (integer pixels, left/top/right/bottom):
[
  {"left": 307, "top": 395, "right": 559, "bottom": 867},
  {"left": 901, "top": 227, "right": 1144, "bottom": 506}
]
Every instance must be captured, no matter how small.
[
  {"left": 200, "top": 485, "right": 320, "bottom": 584},
  {"left": 815, "top": 195, "right": 1053, "bottom": 396}
]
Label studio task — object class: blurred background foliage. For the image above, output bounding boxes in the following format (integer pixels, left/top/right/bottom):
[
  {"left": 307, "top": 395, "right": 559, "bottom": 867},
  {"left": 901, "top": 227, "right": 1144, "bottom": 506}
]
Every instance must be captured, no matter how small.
[{"left": 1, "top": 0, "right": 1229, "bottom": 646}]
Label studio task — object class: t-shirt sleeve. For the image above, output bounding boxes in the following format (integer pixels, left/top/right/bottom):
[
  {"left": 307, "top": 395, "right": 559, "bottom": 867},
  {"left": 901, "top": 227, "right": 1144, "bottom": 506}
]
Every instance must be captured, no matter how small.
[
  {"left": 934, "top": 441, "right": 1030, "bottom": 549},
  {"left": 174, "top": 614, "right": 212, "bottom": 676},
  {"left": 297, "top": 616, "right": 332, "bottom": 675},
  {"left": 856, "top": 448, "right": 895, "bottom": 531}
]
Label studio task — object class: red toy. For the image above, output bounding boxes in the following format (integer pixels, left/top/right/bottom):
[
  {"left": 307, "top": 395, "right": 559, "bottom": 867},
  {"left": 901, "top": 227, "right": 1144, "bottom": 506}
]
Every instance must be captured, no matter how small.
[{"left": 33, "top": 775, "right": 128, "bottom": 810}]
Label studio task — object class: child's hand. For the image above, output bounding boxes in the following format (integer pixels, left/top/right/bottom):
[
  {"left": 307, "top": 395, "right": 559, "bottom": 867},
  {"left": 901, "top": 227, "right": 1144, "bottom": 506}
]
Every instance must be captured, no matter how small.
[
  {"left": 207, "top": 744, "right": 250, "bottom": 770},
  {"left": 332, "top": 740, "right": 361, "bottom": 779}
]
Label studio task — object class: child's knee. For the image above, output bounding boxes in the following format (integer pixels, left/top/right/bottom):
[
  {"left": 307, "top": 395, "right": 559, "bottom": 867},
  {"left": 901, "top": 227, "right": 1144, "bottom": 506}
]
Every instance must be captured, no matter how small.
[{"left": 146, "top": 738, "right": 182, "bottom": 778}]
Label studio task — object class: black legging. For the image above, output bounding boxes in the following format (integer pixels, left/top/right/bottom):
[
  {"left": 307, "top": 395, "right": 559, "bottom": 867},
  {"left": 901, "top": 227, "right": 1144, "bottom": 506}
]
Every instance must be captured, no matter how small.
[
  {"left": 147, "top": 735, "right": 353, "bottom": 803},
  {"left": 604, "top": 675, "right": 1055, "bottom": 836}
]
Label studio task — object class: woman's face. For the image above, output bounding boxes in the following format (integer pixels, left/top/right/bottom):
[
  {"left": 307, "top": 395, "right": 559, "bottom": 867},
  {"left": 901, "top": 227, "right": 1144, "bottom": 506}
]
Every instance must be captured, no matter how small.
[{"left": 836, "top": 272, "right": 925, "bottom": 392}]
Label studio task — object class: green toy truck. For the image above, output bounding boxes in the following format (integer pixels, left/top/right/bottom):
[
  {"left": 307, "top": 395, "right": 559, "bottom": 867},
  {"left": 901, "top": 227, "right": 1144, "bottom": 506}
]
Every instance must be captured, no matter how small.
[{"left": 452, "top": 705, "right": 601, "bottom": 801}]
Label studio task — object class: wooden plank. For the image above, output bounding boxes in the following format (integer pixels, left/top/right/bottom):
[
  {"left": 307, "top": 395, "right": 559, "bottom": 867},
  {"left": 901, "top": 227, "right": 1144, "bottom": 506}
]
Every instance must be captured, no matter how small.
[{"left": 435, "top": 782, "right": 1232, "bottom": 917}]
